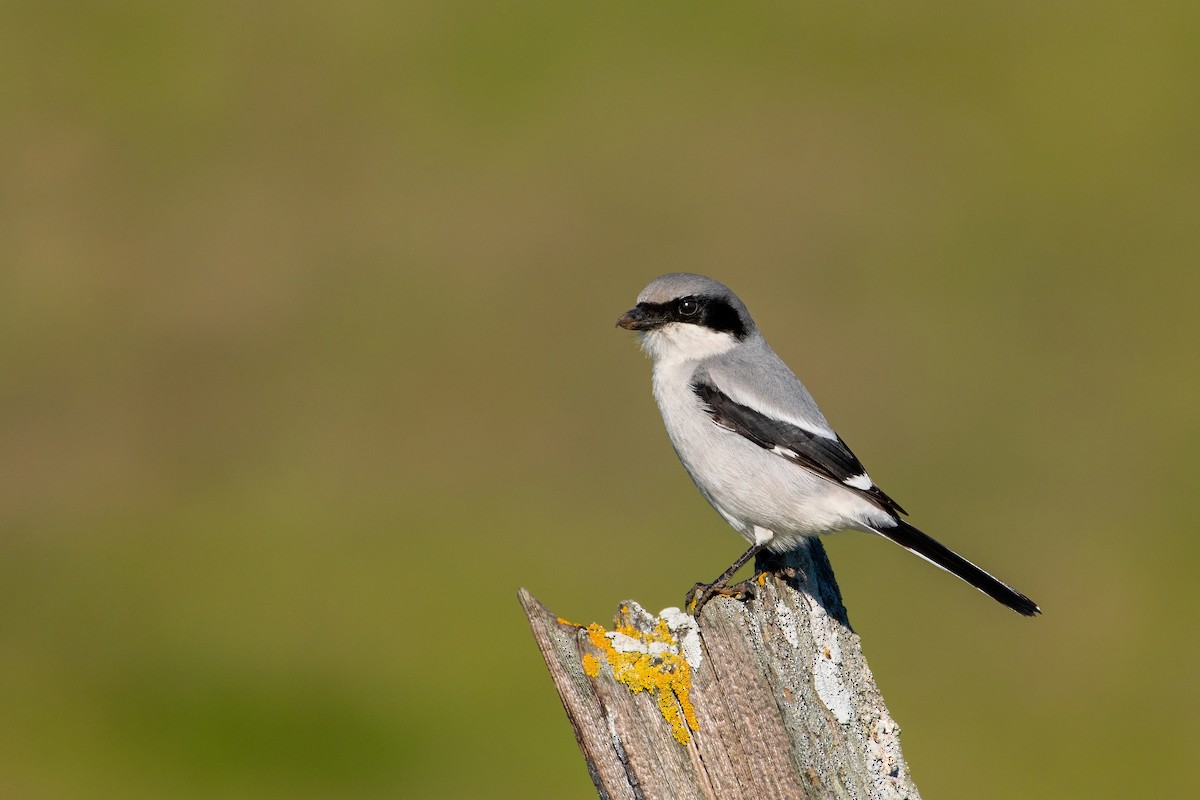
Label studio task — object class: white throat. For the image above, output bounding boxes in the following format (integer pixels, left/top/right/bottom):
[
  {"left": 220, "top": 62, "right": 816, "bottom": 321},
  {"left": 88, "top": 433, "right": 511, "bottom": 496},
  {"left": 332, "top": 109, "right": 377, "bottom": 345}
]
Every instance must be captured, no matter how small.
[{"left": 640, "top": 322, "right": 739, "bottom": 365}]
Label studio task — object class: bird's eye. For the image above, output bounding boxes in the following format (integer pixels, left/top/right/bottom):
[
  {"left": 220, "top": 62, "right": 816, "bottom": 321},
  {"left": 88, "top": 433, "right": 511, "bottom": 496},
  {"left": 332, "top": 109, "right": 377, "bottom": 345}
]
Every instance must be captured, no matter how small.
[{"left": 678, "top": 298, "right": 700, "bottom": 317}]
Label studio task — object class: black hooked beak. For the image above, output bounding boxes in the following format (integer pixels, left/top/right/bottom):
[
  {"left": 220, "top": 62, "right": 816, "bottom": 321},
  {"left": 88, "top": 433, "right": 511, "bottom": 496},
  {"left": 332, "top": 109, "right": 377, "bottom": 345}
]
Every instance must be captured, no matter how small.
[{"left": 616, "top": 303, "right": 666, "bottom": 331}]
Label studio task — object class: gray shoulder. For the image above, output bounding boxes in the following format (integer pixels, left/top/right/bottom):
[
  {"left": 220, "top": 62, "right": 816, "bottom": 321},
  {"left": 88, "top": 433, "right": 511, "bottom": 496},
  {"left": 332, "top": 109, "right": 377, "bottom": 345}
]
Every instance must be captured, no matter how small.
[{"left": 699, "top": 336, "right": 834, "bottom": 435}]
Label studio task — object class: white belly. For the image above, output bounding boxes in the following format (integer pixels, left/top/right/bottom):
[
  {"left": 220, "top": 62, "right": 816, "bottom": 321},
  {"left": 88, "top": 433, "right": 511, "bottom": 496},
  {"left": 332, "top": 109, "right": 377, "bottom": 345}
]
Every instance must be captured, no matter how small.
[{"left": 651, "top": 362, "right": 888, "bottom": 548}]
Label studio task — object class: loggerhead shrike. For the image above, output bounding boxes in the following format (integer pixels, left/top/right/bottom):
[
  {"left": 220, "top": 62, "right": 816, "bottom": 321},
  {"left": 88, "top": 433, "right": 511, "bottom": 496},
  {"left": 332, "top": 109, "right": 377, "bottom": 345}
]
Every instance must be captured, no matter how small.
[{"left": 617, "top": 273, "right": 1040, "bottom": 618}]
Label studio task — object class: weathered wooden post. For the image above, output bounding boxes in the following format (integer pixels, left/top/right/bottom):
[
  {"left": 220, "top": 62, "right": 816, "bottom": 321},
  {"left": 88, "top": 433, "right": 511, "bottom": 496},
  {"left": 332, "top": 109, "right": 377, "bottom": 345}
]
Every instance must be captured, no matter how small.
[{"left": 520, "top": 539, "right": 920, "bottom": 799}]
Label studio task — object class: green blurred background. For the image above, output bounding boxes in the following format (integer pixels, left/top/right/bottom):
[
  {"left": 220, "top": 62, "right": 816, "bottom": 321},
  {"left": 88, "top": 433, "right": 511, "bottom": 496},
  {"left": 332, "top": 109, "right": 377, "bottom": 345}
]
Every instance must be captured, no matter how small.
[{"left": 2, "top": 2, "right": 1197, "bottom": 798}]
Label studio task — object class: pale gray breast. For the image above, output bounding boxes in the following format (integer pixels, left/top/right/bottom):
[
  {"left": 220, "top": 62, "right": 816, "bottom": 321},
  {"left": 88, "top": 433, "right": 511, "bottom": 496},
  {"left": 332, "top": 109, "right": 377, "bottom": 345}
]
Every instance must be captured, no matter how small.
[{"left": 650, "top": 357, "right": 838, "bottom": 538}]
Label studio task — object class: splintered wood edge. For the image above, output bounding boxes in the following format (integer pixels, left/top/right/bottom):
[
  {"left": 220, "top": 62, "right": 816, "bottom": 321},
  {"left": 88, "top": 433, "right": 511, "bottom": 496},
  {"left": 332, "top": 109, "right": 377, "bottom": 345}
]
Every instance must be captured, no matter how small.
[{"left": 518, "top": 588, "right": 641, "bottom": 800}]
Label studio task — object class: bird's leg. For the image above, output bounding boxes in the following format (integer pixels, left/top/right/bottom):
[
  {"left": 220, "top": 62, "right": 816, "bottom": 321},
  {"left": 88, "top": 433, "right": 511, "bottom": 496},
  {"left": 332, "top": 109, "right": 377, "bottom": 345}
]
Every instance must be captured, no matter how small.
[
  {"left": 753, "top": 547, "right": 803, "bottom": 582},
  {"left": 686, "top": 542, "right": 766, "bottom": 618}
]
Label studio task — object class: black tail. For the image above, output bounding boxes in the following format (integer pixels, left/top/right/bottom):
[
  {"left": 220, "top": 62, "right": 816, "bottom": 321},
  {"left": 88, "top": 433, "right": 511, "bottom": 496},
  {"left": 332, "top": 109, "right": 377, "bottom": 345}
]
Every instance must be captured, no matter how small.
[{"left": 872, "top": 520, "right": 1041, "bottom": 616}]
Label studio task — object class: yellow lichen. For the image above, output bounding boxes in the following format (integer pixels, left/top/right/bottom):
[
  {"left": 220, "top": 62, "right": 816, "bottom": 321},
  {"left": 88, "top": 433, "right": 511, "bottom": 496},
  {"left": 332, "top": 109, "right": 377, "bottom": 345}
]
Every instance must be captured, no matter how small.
[
  {"left": 582, "top": 653, "right": 600, "bottom": 677},
  {"left": 580, "top": 617, "right": 699, "bottom": 745}
]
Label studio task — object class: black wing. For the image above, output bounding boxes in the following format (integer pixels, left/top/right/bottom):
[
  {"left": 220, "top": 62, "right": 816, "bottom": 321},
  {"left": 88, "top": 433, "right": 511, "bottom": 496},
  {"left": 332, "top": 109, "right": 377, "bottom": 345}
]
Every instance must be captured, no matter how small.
[{"left": 692, "top": 378, "right": 906, "bottom": 517}]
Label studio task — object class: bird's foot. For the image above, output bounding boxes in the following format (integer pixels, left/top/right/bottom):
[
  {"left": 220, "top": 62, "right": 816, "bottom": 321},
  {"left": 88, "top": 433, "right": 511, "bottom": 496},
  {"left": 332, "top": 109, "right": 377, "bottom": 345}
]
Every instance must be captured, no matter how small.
[
  {"left": 685, "top": 579, "right": 755, "bottom": 618},
  {"left": 753, "top": 548, "right": 802, "bottom": 581}
]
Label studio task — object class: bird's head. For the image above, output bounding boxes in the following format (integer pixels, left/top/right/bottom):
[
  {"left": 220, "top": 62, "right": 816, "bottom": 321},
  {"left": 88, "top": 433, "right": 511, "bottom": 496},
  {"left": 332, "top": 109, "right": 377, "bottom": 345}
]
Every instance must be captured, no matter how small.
[{"left": 617, "top": 273, "right": 754, "bottom": 363}]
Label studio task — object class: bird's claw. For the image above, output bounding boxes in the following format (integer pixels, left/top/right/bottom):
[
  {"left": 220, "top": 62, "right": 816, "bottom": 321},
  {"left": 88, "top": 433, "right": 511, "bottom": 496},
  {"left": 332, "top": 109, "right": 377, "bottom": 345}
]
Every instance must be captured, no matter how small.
[{"left": 686, "top": 579, "right": 755, "bottom": 618}]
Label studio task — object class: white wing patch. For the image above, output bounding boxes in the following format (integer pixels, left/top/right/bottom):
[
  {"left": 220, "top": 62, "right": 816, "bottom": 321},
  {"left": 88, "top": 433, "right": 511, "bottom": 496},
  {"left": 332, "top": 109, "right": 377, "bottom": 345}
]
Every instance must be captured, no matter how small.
[
  {"left": 772, "top": 444, "right": 869, "bottom": 492},
  {"left": 842, "top": 473, "right": 873, "bottom": 490}
]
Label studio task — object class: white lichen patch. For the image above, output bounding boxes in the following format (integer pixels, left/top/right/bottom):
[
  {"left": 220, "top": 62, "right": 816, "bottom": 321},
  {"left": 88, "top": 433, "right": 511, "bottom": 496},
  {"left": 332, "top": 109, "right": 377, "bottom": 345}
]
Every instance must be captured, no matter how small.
[
  {"left": 608, "top": 631, "right": 648, "bottom": 654},
  {"left": 774, "top": 600, "right": 801, "bottom": 648},
  {"left": 867, "top": 716, "right": 910, "bottom": 798},
  {"left": 808, "top": 596, "right": 852, "bottom": 724},
  {"left": 659, "top": 606, "right": 703, "bottom": 669},
  {"left": 600, "top": 605, "right": 701, "bottom": 669}
]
